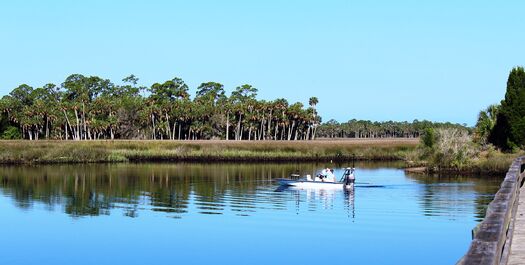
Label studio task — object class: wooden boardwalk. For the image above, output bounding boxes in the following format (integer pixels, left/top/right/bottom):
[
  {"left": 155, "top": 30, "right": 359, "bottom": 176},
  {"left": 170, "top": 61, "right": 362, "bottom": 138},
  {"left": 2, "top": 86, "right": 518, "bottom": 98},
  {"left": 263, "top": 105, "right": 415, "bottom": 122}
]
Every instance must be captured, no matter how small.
[
  {"left": 509, "top": 184, "right": 525, "bottom": 265},
  {"left": 459, "top": 158, "right": 525, "bottom": 265}
]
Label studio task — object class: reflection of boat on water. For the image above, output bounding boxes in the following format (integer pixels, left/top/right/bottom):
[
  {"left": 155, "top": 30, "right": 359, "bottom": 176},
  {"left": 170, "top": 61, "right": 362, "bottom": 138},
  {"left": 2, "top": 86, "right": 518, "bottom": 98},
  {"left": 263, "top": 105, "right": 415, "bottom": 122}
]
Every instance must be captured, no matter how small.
[
  {"left": 277, "top": 167, "right": 356, "bottom": 189},
  {"left": 275, "top": 181, "right": 356, "bottom": 220}
]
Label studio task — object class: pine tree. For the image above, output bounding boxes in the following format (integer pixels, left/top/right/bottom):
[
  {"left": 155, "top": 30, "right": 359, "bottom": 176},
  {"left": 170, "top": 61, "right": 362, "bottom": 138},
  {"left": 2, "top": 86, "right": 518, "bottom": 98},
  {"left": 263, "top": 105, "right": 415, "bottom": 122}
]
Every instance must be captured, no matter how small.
[{"left": 490, "top": 66, "right": 525, "bottom": 150}]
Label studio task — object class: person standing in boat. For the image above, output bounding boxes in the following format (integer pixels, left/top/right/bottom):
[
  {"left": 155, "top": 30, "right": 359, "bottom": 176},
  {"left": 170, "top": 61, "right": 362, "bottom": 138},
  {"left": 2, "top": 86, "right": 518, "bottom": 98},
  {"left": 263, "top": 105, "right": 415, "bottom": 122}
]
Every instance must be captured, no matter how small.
[{"left": 327, "top": 169, "right": 336, "bottom": 182}]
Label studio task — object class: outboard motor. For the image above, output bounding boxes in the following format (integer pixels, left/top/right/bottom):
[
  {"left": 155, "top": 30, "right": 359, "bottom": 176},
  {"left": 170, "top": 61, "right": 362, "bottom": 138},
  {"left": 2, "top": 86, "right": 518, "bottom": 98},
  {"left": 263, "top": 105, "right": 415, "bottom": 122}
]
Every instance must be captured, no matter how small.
[{"left": 290, "top": 173, "right": 301, "bottom": 179}]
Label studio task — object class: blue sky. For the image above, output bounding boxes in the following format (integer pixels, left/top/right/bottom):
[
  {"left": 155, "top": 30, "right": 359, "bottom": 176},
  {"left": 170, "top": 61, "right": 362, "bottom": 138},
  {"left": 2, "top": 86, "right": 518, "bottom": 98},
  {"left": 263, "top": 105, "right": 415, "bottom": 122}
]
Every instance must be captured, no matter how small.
[{"left": 1, "top": 0, "right": 524, "bottom": 125}]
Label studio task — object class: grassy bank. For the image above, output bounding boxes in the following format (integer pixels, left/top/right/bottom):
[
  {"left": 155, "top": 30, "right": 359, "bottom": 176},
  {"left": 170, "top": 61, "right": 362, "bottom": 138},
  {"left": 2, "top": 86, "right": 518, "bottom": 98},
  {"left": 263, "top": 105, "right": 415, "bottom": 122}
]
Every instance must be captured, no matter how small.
[
  {"left": 461, "top": 151, "right": 523, "bottom": 174},
  {"left": 406, "top": 151, "right": 522, "bottom": 175},
  {"left": 0, "top": 139, "right": 418, "bottom": 164},
  {"left": 404, "top": 128, "right": 524, "bottom": 175}
]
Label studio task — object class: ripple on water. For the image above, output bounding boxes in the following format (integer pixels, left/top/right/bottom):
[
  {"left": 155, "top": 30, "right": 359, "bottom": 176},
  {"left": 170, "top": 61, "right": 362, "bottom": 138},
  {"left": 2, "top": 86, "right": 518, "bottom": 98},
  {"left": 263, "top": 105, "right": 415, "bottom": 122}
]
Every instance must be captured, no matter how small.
[{"left": 0, "top": 163, "right": 501, "bottom": 265}]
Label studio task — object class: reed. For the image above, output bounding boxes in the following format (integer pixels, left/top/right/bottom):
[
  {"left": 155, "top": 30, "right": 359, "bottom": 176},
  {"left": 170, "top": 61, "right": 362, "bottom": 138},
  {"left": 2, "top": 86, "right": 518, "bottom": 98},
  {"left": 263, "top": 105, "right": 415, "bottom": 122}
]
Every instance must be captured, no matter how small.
[
  {"left": 469, "top": 150, "right": 524, "bottom": 174},
  {"left": 0, "top": 139, "right": 418, "bottom": 164}
]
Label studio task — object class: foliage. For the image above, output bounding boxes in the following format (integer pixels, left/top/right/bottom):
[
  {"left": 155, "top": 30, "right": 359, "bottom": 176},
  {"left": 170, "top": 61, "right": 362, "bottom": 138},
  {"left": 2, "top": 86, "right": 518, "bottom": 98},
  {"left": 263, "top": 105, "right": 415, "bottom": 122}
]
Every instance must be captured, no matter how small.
[
  {"left": 474, "top": 104, "right": 499, "bottom": 145},
  {"left": 0, "top": 75, "right": 319, "bottom": 141},
  {"left": 414, "top": 66, "right": 525, "bottom": 172},
  {"left": 421, "top": 128, "right": 435, "bottom": 149},
  {"left": 490, "top": 66, "right": 525, "bottom": 150},
  {"left": 0, "top": 139, "right": 418, "bottom": 164},
  {"left": 316, "top": 119, "right": 469, "bottom": 139},
  {"left": 419, "top": 128, "right": 479, "bottom": 170},
  {"left": 1, "top": 126, "right": 21, "bottom": 139},
  {"left": 472, "top": 146, "right": 524, "bottom": 174}
]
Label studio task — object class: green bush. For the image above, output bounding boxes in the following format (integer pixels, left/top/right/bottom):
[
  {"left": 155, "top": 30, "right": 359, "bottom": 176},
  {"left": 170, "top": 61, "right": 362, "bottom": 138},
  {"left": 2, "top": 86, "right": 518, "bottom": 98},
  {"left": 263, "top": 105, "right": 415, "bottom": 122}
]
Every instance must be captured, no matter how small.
[
  {"left": 2, "top": 126, "right": 21, "bottom": 139},
  {"left": 420, "top": 128, "right": 479, "bottom": 170},
  {"left": 421, "top": 128, "right": 436, "bottom": 149}
]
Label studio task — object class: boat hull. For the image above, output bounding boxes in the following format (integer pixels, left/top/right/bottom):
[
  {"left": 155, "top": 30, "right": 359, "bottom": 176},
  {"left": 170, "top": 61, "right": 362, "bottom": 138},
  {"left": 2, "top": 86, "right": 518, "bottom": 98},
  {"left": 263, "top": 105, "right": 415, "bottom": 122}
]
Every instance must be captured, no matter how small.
[{"left": 277, "top": 179, "right": 352, "bottom": 189}]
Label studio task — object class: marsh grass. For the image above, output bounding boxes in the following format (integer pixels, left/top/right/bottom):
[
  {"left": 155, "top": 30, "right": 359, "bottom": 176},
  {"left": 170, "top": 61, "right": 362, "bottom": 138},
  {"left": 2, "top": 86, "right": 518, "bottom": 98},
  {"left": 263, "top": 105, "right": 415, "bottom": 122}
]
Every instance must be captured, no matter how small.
[
  {"left": 409, "top": 131, "right": 523, "bottom": 175},
  {"left": 470, "top": 150, "right": 524, "bottom": 174},
  {"left": 0, "top": 139, "right": 418, "bottom": 164},
  {"left": 1, "top": 139, "right": 520, "bottom": 174}
]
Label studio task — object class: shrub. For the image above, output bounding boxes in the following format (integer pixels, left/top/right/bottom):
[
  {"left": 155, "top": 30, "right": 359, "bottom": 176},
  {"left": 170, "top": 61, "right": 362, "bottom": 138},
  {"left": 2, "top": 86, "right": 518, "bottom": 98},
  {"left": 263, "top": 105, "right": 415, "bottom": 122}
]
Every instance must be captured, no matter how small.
[
  {"left": 2, "top": 126, "right": 21, "bottom": 139},
  {"left": 421, "top": 128, "right": 436, "bottom": 149},
  {"left": 424, "top": 128, "right": 479, "bottom": 170}
]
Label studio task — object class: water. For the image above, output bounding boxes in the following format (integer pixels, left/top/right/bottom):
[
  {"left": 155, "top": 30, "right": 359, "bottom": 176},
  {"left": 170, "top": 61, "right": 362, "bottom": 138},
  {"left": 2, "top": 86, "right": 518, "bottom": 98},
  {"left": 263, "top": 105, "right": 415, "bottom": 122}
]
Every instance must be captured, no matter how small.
[{"left": 0, "top": 162, "right": 501, "bottom": 265}]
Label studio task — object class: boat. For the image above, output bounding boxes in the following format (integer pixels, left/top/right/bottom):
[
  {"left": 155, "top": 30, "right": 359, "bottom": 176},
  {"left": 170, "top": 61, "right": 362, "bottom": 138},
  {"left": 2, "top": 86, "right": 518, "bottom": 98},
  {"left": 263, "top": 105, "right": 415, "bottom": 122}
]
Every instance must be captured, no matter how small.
[{"left": 277, "top": 167, "right": 356, "bottom": 189}]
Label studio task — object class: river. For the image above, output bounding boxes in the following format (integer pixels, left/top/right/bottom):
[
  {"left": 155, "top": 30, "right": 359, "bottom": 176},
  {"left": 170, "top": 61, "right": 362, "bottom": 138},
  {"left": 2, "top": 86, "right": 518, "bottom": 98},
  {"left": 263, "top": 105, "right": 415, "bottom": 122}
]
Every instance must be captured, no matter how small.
[{"left": 0, "top": 162, "right": 501, "bottom": 265}]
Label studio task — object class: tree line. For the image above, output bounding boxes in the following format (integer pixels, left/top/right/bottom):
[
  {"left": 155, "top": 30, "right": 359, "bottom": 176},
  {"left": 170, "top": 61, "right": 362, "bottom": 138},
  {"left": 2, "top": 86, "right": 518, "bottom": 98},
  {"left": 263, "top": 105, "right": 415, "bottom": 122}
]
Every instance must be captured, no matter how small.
[
  {"left": 7, "top": 71, "right": 516, "bottom": 143},
  {"left": 0, "top": 74, "right": 321, "bottom": 141},
  {"left": 316, "top": 119, "right": 469, "bottom": 139}
]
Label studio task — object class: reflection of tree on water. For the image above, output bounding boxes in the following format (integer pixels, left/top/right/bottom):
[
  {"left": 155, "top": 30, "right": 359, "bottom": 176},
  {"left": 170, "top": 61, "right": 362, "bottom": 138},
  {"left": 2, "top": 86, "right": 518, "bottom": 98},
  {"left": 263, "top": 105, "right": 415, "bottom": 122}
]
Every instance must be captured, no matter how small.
[
  {"left": 406, "top": 173, "right": 501, "bottom": 221},
  {"left": 0, "top": 163, "right": 324, "bottom": 218}
]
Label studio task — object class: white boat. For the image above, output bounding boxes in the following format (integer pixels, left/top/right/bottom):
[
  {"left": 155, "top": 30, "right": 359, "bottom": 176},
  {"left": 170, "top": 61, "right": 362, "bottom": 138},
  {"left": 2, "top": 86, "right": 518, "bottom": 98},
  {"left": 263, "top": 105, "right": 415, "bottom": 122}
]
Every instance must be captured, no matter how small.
[
  {"left": 277, "top": 179, "right": 353, "bottom": 189},
  {"left": 277, "top": 168, "right": 356, "bottom": 189}
]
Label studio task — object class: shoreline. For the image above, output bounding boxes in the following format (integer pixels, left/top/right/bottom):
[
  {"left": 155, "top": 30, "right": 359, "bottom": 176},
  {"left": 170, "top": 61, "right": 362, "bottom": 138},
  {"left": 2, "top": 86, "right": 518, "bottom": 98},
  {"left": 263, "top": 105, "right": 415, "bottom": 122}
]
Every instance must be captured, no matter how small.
[
  {"left": 0, "top": 139, "right": 516, "bottom": 175},
  {"left": 404, "top": 166, "right": 510, "bottom": 176},
  {"left": 0, "top": 139, "right": 417, "bottom": 164}
]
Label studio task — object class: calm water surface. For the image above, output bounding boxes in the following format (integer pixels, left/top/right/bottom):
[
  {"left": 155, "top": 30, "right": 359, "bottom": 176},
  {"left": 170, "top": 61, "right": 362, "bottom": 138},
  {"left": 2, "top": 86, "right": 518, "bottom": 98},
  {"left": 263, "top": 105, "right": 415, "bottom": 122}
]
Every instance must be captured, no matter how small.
[{"left": 0, "top": 162, "right": 501, "bottom": 265}]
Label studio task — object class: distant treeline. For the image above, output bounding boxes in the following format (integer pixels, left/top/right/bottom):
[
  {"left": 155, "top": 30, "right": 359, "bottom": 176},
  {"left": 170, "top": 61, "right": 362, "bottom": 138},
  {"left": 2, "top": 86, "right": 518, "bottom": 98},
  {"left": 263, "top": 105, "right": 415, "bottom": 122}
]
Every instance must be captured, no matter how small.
[
  {"left": 316, "top": 119, "right": 468, "bottom": 139},
  {"left": 0, "top": 74, "right": 321, "bottom": 140},
  {"left": 0, "top": 74, "right": 471, "bottom": 141}
]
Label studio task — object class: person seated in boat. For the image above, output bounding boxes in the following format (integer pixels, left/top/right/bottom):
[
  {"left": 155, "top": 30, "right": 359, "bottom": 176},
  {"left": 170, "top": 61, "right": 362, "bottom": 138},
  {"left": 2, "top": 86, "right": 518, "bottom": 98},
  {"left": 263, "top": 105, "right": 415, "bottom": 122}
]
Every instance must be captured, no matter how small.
[
  {"left": 315, "top": 168, "right": 328, "bottom": 181},
  {"left": 318, "top": 168, "right": 336, "bottom": 182},
  {"left": 314, "top": 174, "right": 322, "bottom": 181}
]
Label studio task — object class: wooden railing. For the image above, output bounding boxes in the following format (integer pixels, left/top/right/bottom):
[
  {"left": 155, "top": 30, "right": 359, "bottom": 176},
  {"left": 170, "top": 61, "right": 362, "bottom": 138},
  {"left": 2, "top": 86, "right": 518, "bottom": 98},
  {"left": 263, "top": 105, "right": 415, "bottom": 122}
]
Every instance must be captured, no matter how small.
[{"left": 458, "top": 156, "right": 525, "bottom": 265}]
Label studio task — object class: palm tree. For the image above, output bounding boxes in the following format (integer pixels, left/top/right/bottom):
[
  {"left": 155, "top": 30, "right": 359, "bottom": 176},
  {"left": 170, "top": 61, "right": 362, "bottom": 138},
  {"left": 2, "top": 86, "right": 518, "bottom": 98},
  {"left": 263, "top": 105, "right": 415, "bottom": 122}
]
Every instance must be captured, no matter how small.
[
  {"left": 308, "top": 97, "right": 319, "bottom": 140},
  {"left": 0, "top": 74, "right": 324, "bottom": 141},
  {"left": 475, "top": 104, "right": 499, "bottom": 144}
]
